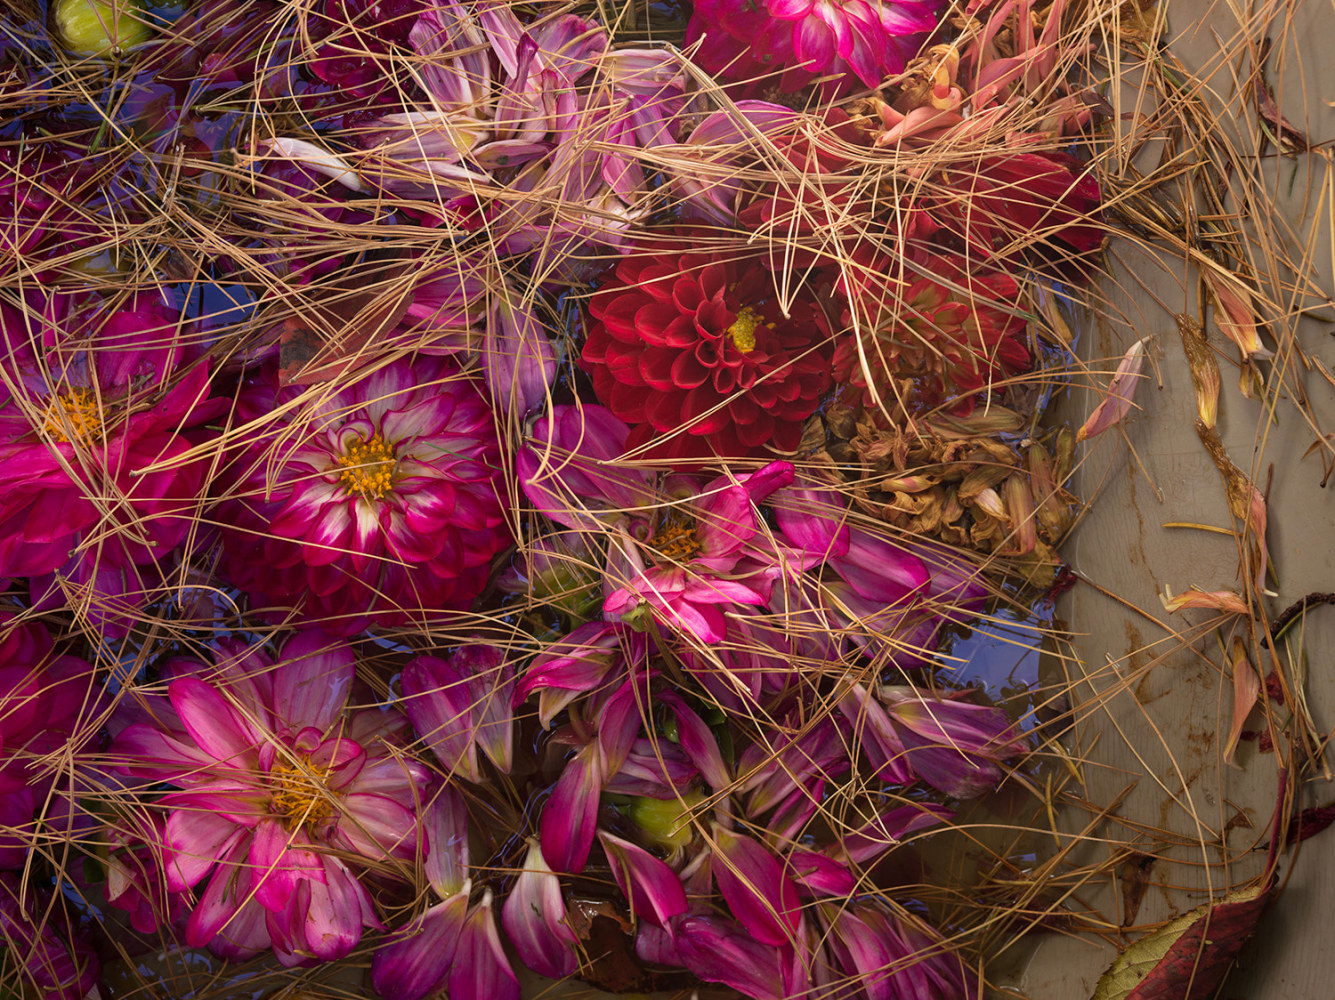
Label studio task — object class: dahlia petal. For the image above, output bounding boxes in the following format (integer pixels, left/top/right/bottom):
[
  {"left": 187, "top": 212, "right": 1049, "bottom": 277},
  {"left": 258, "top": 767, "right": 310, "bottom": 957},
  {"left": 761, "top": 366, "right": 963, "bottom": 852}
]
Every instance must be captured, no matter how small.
[
  {"left": 793, "top": 18, "right": 837, "bottom": 70},
  {"left": 371, "top": 893, "right": 469, "bottom": 1000},
  {"left": 163, "top": 808, "right": 243, "bottom": 892},
  {"left": 599, "top": 830, "right": 688, "bottom": 927},
  {"left": 501, "top": 840, "right": 579, "bottom": 978},
  {"left": 338, "top": 793, "right": 418, "bottom": 859},
  {"left": 273, "top": 630, "right": 353, "bottom": 732},
  {"left": 712, "top": 827, "right": 802, "bottom": 946},
  {"left": 168, "top": 678, "right": 261, "bottom": 769},
  {"left": 452, "top": 891, "right": 520, "bottom": 1000},
  {"left": 539, "top": 743, "right": 604, "bottom": 874},
  {"left": 250, "top": 818, "right": 323, "bottom": 912}
]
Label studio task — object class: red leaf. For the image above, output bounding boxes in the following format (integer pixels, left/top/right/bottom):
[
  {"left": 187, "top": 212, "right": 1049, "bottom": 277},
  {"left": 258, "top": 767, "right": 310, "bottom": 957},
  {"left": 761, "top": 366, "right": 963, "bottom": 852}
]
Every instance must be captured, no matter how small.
[{"left": 1092, "top": 879, "right": 1274, "bottom": 1000}]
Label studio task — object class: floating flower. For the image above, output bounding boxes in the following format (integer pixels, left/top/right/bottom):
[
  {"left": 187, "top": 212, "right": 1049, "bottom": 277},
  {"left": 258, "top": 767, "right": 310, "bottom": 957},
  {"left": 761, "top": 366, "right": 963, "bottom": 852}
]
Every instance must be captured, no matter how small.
[
  {"left": 219, "top": 355, "right": 510, "bottom": 634},
  {"left": 109, "top": 631, "right": 432, "bottom": 964},
  {"left": 686, "top": 0, "right": 941, "bottom": 95},
  {"left": 582, "top": 239, "right": 833, "bottom": 464}
]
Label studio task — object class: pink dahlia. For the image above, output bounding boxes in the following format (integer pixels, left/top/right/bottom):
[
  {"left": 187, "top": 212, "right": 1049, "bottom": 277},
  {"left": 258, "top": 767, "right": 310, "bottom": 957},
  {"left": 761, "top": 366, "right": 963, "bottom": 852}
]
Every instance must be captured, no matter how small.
[
  {"left": 833, "top": 251, "right": 1031, "bottom": 416},
  {"left": 686, "top": 0, "right": 941, "bottom": 95},
  {"left": 582, "top": 238, "right": 833, "bottom": 464},
  {"left": 110, "top": 631, "right": 432, "bottom": 964},
  {"left": 219, "top": 355, "right": 510, "bottom": 634},
  {"left": 0, "top": 292, "right": 218, "bottom": 630}
]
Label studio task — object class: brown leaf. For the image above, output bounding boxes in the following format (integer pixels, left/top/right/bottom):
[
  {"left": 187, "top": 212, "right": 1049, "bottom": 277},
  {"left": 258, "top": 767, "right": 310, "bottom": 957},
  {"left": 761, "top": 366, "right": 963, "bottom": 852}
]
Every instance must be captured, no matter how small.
[
  {"left": 1091, "top": 879, "right": 1274, "bottom": 1000},
  {"left": 1120, "top": 852, "right": 1156, "bottom": 927}
]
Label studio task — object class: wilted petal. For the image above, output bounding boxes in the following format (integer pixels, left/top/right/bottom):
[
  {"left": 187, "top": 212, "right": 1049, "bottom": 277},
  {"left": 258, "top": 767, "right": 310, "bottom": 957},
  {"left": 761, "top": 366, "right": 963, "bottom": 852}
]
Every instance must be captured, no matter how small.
[
  {"left": 424, "top": 787, "right": 470, "bottom": 897},
  {"left": 1161, "top": 586, "right": 1250, "bottom": 615},
  {"left": 452, "top": 890, "right": 520, "bottom": 1000},
  {"left": 401, "top": 655, "right": 479, "bottom": 782},
  {"left": 1076, "top": 338, "right": 1147, "bottom": 442},
  {"left": 370, "top": 893, "right": 469, "bottom": 1000},
  {"left": 262, "top": 137, "right": 364, "bottom": 192},
  {"left": 1225, "top": 637, "right": 1260, "bottom": 765},
  {"left": 711, "top": 827, "right": 801, "bottom": 946},
  {"left": 539, "top": 743, "right": 605, "bottom": 874},
  {"left": 675, "top": 915, "right": 788, "bottom": 1000},
  {"left": 599, "top": 830, "right": 688, "bottom": 927},
  {"left": 485, "top": 287, "right": 556, "bottom": 413},
  {"left": 501, "top": 839, "right": 579, "bottom": 978}
]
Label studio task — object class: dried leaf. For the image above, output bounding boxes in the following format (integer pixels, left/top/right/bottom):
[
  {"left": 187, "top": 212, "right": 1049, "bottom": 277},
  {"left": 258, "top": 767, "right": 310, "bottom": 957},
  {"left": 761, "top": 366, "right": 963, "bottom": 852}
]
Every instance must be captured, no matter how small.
[
  {"left": 1223, "top": 638, "right": 1259, "bottom": 765},
  {"left": 1202, "top": 271, "right": 1271, "bottom": 361},
  {"left": 1119, "top": 852, "right": 1156, "bottom": 927},
  {"left": 1175, "top": 314, "right": 1219, "bottom": 429},
  {"left": 277, "top": 249, "right": 415, "bottom": 386},
  {"left": 1091, "top": 879, "right": 1274, "bottom": 1000},
  {"left": 1077, "top": 339, "right": 1147, "bottom": 442},
  {"left": 1194, "top": 420, "right": 1269, "bottom": 586},
  {"left": 1253, "top": 73, "right": 1309, "bottom": 156}
]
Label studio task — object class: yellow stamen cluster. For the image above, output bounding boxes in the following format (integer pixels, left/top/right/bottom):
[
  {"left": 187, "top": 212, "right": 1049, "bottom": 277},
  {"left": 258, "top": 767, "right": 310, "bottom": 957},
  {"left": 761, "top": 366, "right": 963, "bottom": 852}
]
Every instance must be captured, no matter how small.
[
  {"left": 726, "top": 306, "right": 762, "bottom": 354},
  {"left": 337, "top": 433, "right": 398, "bottom": 500},
  {"left": 269, "top": 760, "right": 337, "bottom": 831},
  {"left": 652, "top": 510, "right": 702, "bottom": 564},
  {"left": 44, "top": 388, "right": 104, "bottom": 444}
]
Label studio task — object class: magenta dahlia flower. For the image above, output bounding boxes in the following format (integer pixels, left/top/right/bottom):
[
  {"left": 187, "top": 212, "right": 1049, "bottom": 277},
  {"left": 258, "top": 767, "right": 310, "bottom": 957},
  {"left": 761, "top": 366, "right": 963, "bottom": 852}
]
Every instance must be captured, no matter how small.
[
  {"left": 582, "top": 237, "right": 833, "bottom": 464},
  {"left": 0, "top": 292, "right": 218, "bottom": 631},
  {"left": 686, "top": 0, "right": 941, "bottom": 95},
  {"left": 519, "top": 406, "right": 801, "bottom": 642},
  {"left": 219, "top": 355, "right": 510, "bottom": 633},
  {"left": 0, "top": 612, "right": 100, "bottom": 868},
  {"left": 110, "top": 631, "right": 432, "bottom": 964}
]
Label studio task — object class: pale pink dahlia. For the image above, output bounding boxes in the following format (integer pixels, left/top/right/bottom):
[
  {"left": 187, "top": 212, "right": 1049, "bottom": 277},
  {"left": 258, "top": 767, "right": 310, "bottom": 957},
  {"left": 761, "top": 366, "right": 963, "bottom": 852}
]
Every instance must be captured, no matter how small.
[
  {"left": 686, "top": 0, "right": 942, "bottom": 95},
  {"left": 219, "top": 356, "right": 510, "bottom": 634},
  {"left": 110, "top": 631, "right": 432, "bottom": 964}
]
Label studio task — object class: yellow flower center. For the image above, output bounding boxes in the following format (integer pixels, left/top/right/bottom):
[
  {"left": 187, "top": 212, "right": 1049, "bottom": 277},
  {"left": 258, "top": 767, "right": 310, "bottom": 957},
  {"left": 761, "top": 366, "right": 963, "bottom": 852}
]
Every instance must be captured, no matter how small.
[
  {"left": 337, "top": 433, "right": 398, "bottom": 500},
  {"left": 269, "top": 759, "right": 337, "bottom": 831},
  {"left": 727, "top": 306, "right": 762, "bottom": 354},
  {"left": 652, "top": 510, "right": 702, "bottom": 564},
  {"left": 44, "top": 388, "right": 104, "bottom": 444}
]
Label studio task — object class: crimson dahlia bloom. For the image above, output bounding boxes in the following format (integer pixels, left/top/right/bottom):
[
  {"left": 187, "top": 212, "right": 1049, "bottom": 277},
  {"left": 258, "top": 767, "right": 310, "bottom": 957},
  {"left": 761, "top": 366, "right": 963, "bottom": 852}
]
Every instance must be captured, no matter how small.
[
  {"left": 686, "top": 0, "right": 940, "bottom": 96},
  {"left": 111, "top": 631, "right": 431, "bottom": 964},
  {"left": 220, "top": 356, "right": 510, "bottom": 634},
  {"left": 583, "top": 241, "right": 833, "bottom": 463}
]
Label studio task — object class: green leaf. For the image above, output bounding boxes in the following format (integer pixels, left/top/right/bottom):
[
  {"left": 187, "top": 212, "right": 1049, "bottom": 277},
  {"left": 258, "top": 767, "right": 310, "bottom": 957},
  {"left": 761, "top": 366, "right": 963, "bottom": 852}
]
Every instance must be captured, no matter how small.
[{"left": 1091, "top": 879, "right": 1274, "bottom": 1000}]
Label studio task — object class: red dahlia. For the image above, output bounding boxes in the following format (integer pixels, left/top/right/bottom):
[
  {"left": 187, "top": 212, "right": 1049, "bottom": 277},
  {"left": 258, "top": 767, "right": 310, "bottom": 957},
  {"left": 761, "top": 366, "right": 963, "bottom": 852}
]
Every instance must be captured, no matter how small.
[
  {"left": 834, "top": 252, "right": 1031, "bottom": 417},
  {"left": 582, "top": 243, "right": 833, "bottom": 463}
]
